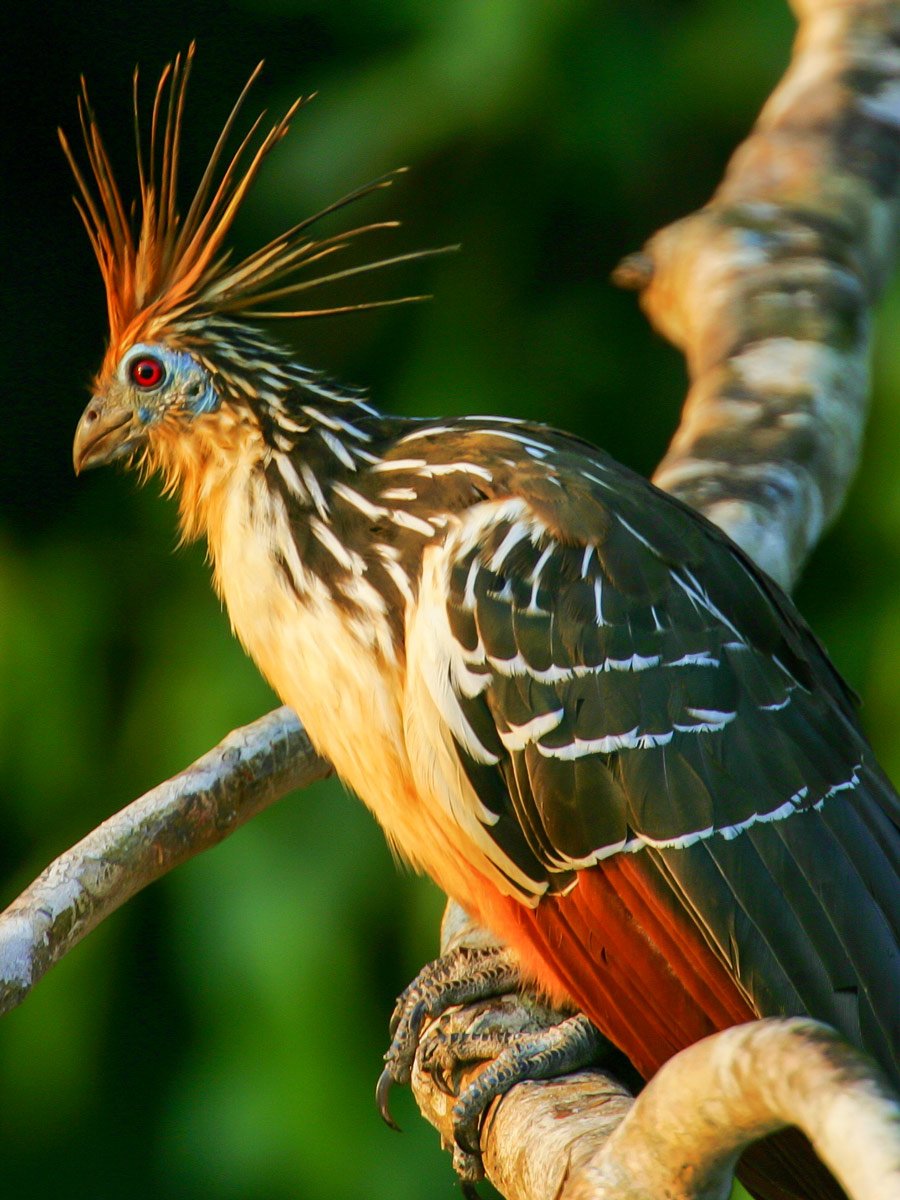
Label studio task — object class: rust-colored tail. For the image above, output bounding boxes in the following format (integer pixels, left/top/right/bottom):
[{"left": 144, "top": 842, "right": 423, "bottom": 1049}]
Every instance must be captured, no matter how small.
[{"left": 479, "top": 862, "right": 845, "bottom": 1200}]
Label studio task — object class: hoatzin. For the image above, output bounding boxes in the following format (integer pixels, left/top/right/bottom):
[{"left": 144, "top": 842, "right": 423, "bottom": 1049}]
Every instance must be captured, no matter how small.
[{"left": 65, "top": 51, "right": 898, "bottom": 1200}]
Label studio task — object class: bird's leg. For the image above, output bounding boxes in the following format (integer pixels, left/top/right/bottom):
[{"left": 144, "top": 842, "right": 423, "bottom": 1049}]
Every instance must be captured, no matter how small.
[
  {"left": 424, "top": 999, "right": 608, "bottom": 1182},
  {"left": 378, "top": 945, "right": 610, "bottom": 1183},
  {"left": 378, "top": 944, "right": 522, "bottom": 1117}
]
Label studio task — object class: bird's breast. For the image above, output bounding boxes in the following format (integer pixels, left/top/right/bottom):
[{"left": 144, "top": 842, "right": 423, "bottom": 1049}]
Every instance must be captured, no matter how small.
[
  {"left": 209, "top": 469, "right": 401, "bottom": 781},
  {"left": 204, "top": 468, "right": 493, "bottom": 897}
]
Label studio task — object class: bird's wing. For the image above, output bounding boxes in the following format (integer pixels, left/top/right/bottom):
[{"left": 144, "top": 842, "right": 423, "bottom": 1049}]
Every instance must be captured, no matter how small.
[{"left": 406, "top": 431, "right": 899, "bottom": 1084}]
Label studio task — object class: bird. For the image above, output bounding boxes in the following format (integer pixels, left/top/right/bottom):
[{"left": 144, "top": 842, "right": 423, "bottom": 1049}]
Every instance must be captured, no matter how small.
[{"left": 65, "top": 49, "right": 898, "bottom": 1200}]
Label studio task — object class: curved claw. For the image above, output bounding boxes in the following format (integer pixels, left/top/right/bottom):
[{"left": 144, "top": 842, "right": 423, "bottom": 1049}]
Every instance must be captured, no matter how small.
[
  {"left": 378, "top": 944, "right": 526, "bottom": 1174},
  {"left": 376, "top": 1067, "right": 402, "bottom": 1132}
]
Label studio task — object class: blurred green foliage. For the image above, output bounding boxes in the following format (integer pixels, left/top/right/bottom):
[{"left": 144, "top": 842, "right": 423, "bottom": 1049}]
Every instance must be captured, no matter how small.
[{"left": 1, "top": 2, "right": 898, "bottom": 1198}]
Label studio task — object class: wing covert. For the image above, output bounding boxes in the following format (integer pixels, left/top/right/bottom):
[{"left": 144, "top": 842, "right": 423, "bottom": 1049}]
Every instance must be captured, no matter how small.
[
  {"left": 402, "top": 425, "right": 898, "bottom": 1082},
  {"left": 422, "top": 452, "right": 874, "bottom": 898}
]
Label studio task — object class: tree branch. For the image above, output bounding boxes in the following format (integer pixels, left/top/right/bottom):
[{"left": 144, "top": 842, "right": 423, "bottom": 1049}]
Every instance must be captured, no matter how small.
[
  {"left": 2, "top": 0, "right": 899, "bottom": 1196},
  {"left": 412, "top": 1016, "right": 900, "bottom": 1200},
  {"left": 641, "top": 0, "right": 900, "bottom": 588},
  {"left": 0, "top": 707, "right": 329, "bottom": 1015}
]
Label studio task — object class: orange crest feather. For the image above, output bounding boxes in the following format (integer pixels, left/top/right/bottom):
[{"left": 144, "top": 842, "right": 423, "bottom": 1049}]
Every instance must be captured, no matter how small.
[{"left": 59, "top": 45, "right": 449, "bottom": 367}]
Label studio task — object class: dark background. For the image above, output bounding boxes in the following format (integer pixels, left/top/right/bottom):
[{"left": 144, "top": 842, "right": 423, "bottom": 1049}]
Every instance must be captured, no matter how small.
[{"left": 2, "top": 2, "right": 899, "bottom": 1198}]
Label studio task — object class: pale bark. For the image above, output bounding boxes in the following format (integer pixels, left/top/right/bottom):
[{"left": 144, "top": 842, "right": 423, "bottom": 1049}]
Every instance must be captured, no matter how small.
[
  {"left": 0, "top": 708, "right": 329, "bottom": 1015},
  {"left": 412, "top": 1015, "right": 900, "bottom": 1200},
  {"left": 1, "top": 0, "right": 899, "bottom": 1197},
  {"left": 641, "top": 0, "right": 900, "bottom": 588}
]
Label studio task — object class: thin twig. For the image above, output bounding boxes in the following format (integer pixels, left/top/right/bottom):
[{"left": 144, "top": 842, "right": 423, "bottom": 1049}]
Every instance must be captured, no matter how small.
[{"left": 0, "top": 707, "right": 329, "bottom": 1015}]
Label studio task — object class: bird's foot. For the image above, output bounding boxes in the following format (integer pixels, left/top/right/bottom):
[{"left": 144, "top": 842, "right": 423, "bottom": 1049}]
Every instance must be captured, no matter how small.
[
  {"left": 377, "top": 945, "right": 608, "bottom": 1183},
  {"left": 424, "top": 1002, "right": 607, "bottom": 1181},
  {"left": 378, "top": 945, "right": 522, "bottom": 1113}
]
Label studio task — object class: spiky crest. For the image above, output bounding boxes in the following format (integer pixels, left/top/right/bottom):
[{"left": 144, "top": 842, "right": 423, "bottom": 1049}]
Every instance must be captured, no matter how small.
[{"left": 60, "top": 44, "right": 447, "bottom": 371}]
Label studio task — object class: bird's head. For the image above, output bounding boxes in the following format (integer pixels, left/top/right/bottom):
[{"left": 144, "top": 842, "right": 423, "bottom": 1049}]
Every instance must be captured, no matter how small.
[
  {"left": 73, "top": 341, "right": 220, "bottom": 474},
  {"left": 64, "top": 45, "right": 446, "bottom": 485}
]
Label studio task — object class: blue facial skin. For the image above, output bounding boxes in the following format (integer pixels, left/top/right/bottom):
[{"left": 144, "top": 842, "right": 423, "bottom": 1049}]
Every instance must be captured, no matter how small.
[{"left": 120, "top": 343, "right": 220, "bottom": 424}]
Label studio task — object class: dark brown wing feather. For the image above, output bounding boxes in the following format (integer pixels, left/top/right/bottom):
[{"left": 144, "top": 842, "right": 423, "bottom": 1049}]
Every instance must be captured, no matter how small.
[{"left": 409, "top": 421, "right": 899, "bottom": 1200}]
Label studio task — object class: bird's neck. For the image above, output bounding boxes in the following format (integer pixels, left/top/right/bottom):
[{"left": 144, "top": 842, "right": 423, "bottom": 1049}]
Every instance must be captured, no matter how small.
[{"left": 145, "top": 344, "right": 391, "bottom": 546}]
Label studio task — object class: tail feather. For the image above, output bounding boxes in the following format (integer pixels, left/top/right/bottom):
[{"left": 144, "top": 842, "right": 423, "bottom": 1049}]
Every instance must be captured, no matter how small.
[
  {"left": 607, "top": 855, "right": 753, "bottom": 1026},
  {"left": 480, "top": 793, "right": 896, "bottom": 1200}
]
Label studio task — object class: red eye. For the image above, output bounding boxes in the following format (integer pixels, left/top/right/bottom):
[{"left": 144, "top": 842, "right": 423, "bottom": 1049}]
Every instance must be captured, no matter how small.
[{"left": 130, "top": 356, "right": 165, "bottom": 389}]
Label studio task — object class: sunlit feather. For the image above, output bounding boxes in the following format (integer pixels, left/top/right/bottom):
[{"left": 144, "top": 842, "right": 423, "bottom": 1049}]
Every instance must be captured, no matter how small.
[{"left": 59, "top": 45, "right": 450, "bottom": 358}]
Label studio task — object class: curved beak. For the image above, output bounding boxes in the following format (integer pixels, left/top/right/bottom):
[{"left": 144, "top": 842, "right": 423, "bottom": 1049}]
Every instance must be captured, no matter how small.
[{"left": 73, "top": 401, "right": 143, "bottom": 474}]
